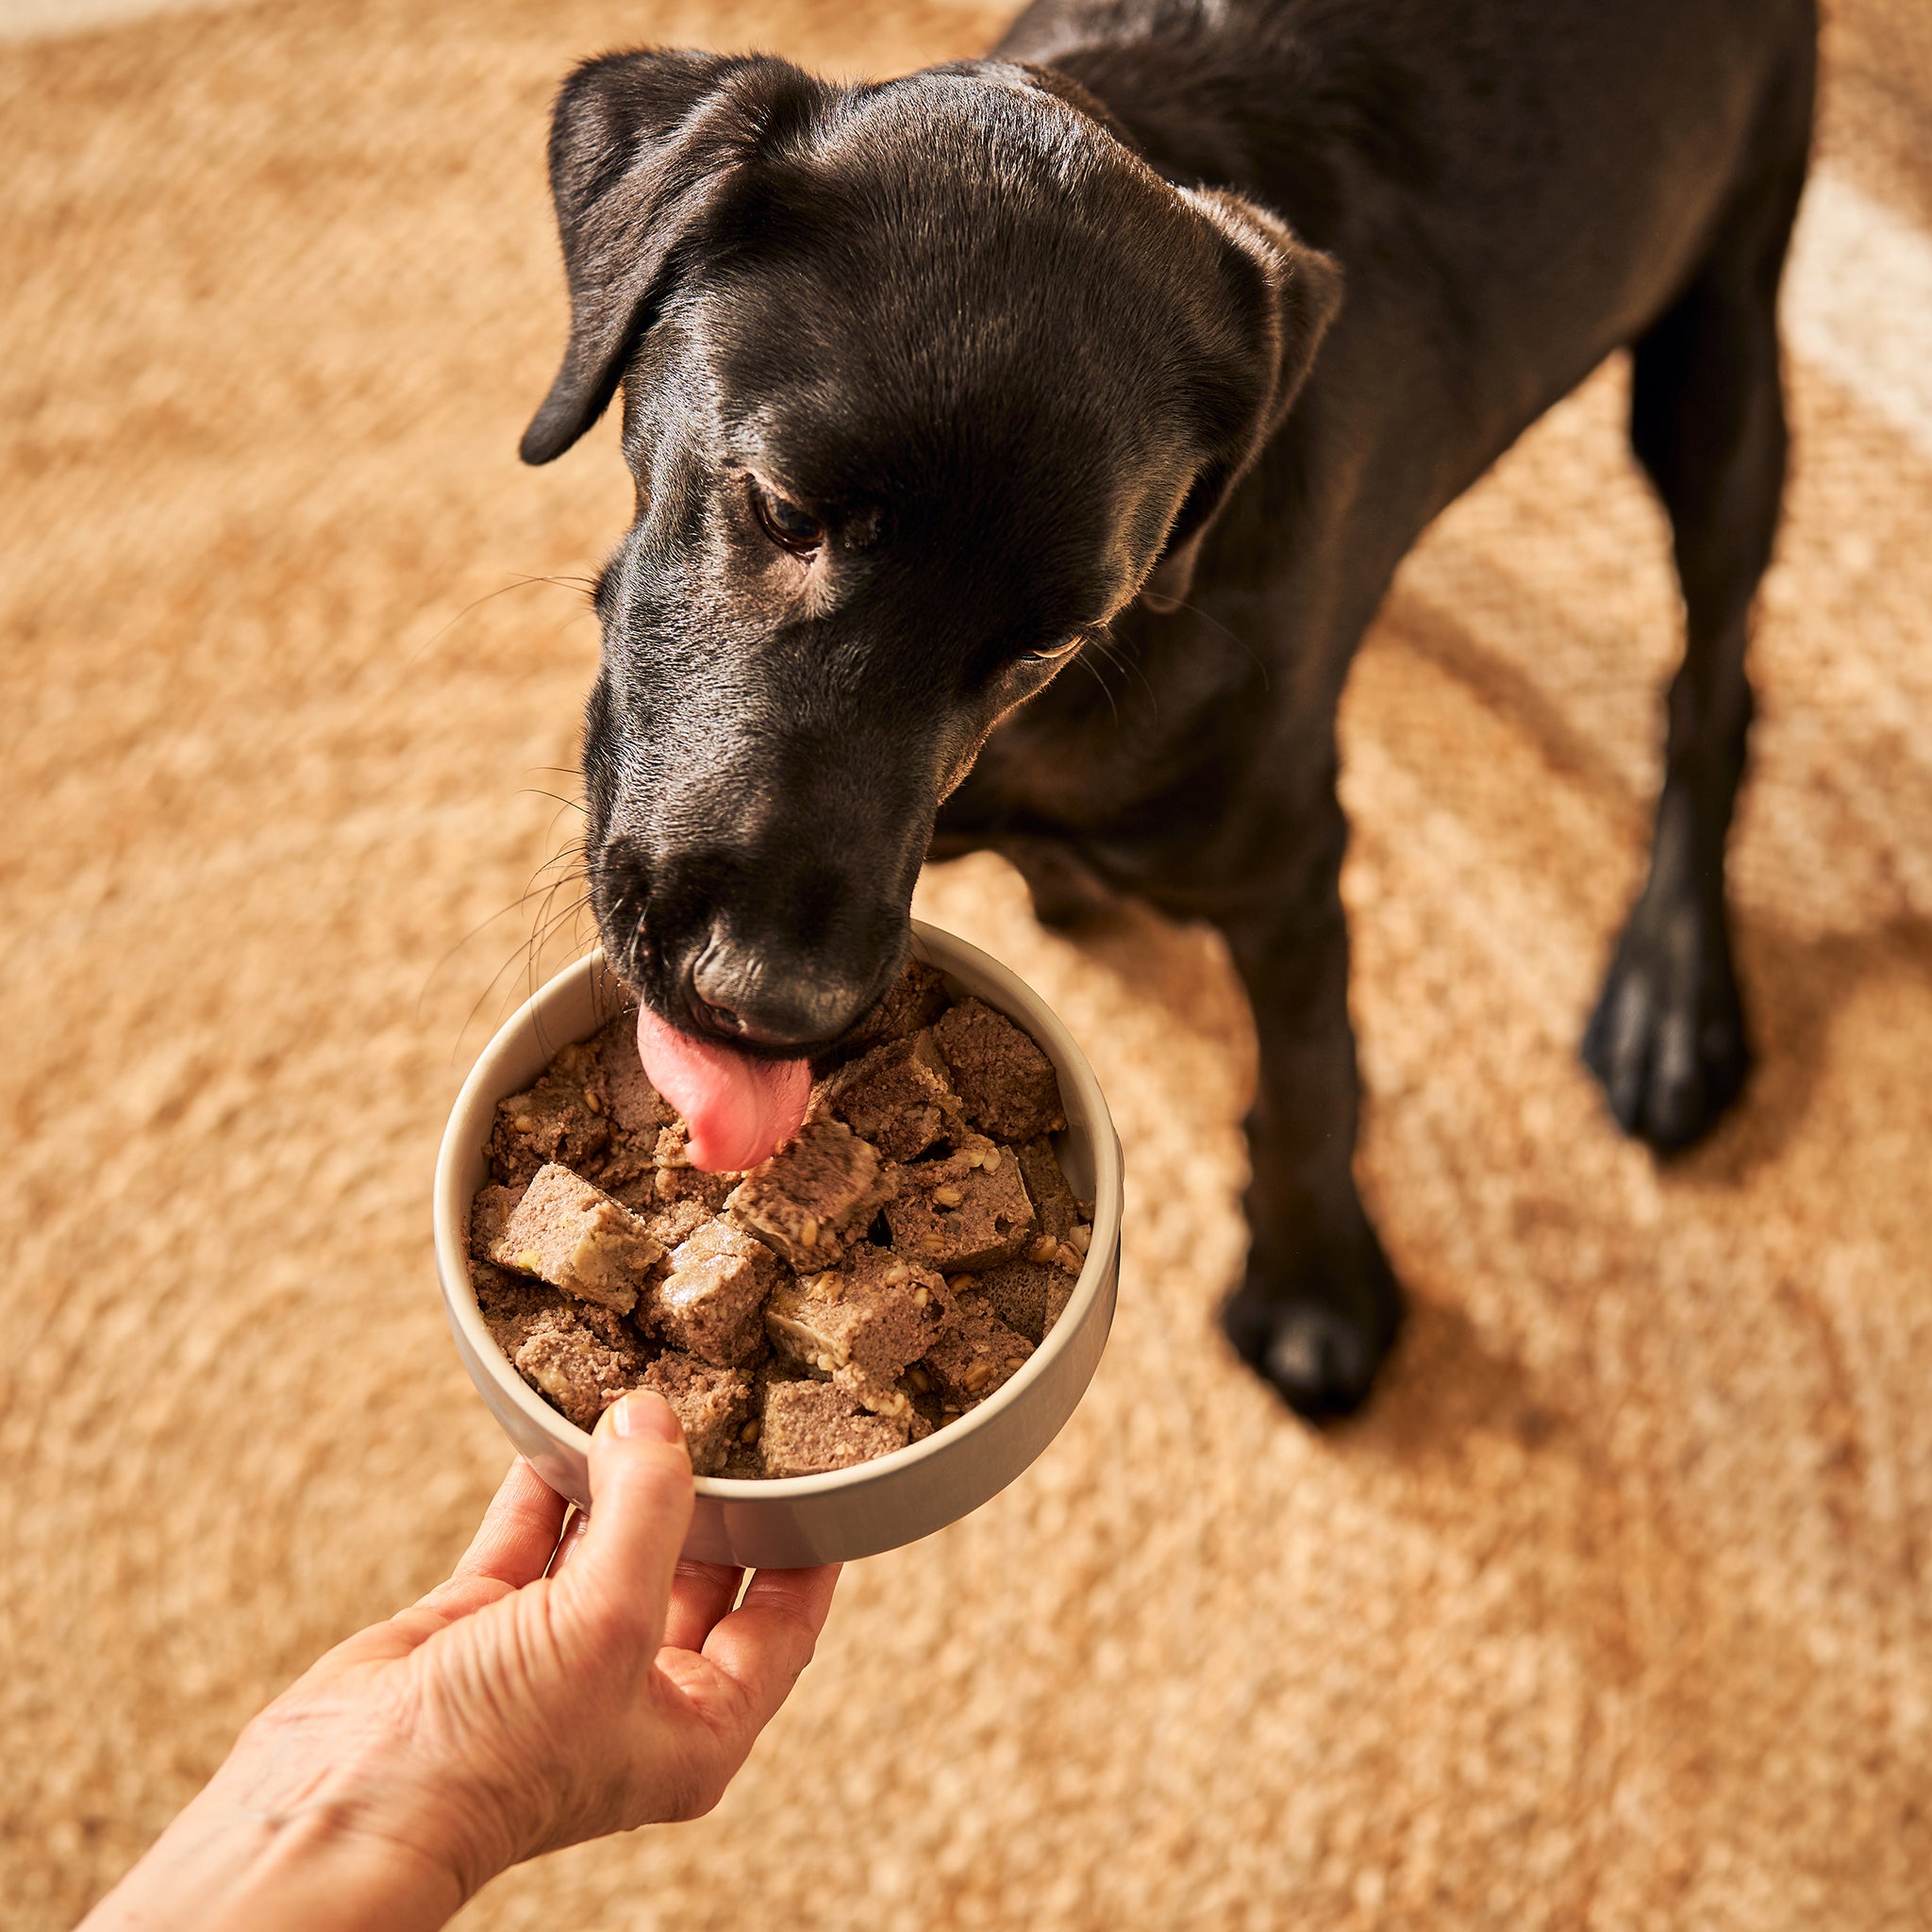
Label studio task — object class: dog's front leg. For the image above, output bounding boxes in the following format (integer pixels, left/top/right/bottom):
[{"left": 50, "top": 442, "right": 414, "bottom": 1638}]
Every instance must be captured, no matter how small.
[{"left": 1208, "top": 780, "right": 1401, "bottom": 1421}]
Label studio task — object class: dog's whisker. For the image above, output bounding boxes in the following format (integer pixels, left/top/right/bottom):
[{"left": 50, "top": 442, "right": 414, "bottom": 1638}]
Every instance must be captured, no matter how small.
[
  {"left": 517, "top": 788, "right": 590, "bottom": 816},
  {"left": 447, "top": 894, "right": 591, "bottom": 1059},
  {"left": 427, "top": 825, "right": 595, "bottom": 1052},
  {"left": 1081, "top": 625, "right": 1163, "bottom": 710},
  {"left": 417, "top": 844, "right": 592, "bottom": 1030},
  {"left": 526, "top": 871, "right": 591, "bottom": 951},
  {"left": 508, "top": 885, "right": 595, "bottom": 1017},
  {"left": 1158, "top": 596, "right": 1273, "bottom": 691},
  {"left": 1069, "top": 642, "right": 1122, "bottom": 723},
  {"left": 406, "top": 573, "right": 601, "bottom": 667}
]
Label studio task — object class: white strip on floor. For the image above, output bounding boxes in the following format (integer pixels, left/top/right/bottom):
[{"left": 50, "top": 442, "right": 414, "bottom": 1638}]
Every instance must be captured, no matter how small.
[{"left": 1785, "top": 167, "right": 1932, "bottom": 465}]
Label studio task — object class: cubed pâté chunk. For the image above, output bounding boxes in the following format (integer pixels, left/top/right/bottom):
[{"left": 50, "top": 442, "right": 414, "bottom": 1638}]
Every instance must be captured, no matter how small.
[
  {"left": 922, "top": 1288, "right": 1035, "bottom": 1407},
  {"left": 1014, "top": 1137, "right": 1083, "bottom": 1241},
  {"left": 838, "top": 958, "right": 953, "bottom": 1058},
  {"left": 491, "top": 1162, "right": 663, "bottom": 1315},
  {"left": 637, "top": 1193, "right": 713, "bottom": 1253},
  {"left": 649, "top": 1119, "right": 740, "bottom": 1211},
  {"left": 489, "top": 1071, "right": 612, "bottom": 1189},
  {"left": 764, "top": 1246, "right": 949, "bottom": 1415},
  {"left": 474, "top": 1258, "right": 571, "bottom": 1357},
  {"left": 758, "top": 1379, "right": 914, "bottom": 1476},
  {"left": 961, "top": 1257, "right": 1060, "bottom": 1344},
  {"left": 641, "top": 1353, "right": 753, "bottom": 1475},
  {"left": 470, "top": 1183, "right": 523, "bottom": 1262},
  {"left": 727, "top": 1119, "right": 895, "bottom": 1268},
  {"left": 933, "top": 997, "right": 1066, "bottom": 1141},
  {"left": 720, "top": 1357, "right": 811, "bottom": 1476},
  {"left": 587, "top": 1009, "right": 673, "bottom": 1146},
  {"left": 883, "top": 1136, "right": 1034, "bottom": 1271},
  {"left": 964, "top": 1219, "right": 1088, "bottom": 1342},
  {"left": 647, "top": 1220, "right": 783, "bottom": 1367},
  {"left": 556, "top": 1017, "right": 666, "bottom": 1197},
  {"left": 513, "top": 1303, "right": 651, "bottom": 1429},
  {"left": 823, "top": 1028, "right": 963, "bottom": 1162}
]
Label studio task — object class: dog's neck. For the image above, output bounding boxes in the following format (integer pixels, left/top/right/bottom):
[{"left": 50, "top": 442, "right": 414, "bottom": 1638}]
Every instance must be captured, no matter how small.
[{"left": 994, "top": 0, "right": 1438, "bottom": 257}]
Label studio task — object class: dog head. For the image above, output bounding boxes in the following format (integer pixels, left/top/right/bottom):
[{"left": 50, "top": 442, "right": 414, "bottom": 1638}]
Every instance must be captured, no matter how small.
[{"left": 522, "top": 49, "right": 1340, "bottom": 1058}]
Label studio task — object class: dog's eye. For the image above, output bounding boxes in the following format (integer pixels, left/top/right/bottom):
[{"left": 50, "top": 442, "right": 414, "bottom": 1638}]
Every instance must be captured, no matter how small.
[{"left": 749, "top": 478, "right": 824, "bottom": 556}]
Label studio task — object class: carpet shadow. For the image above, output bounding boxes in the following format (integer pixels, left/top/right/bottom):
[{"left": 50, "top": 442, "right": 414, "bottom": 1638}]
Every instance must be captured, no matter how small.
[
  {"left": 1326, "top": 1293, "right": 1571, "bottom": 1472},
  {"left": 1045, "top": 887, "right": 1257, "bottom": 1062},
  {"left": 1656, "top": 910, "right": 1932, "bottom": 1186}
]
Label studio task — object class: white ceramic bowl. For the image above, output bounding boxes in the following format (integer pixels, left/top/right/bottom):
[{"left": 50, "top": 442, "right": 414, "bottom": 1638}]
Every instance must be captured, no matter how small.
[{"left": 433, "top": 921, "right": 1122, "bottom": 1567}]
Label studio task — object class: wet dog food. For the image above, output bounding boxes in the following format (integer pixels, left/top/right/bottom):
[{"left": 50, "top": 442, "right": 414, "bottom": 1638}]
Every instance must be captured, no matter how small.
[{"left": 468, "top": 960, "right": 1092, "bottom": 1477}]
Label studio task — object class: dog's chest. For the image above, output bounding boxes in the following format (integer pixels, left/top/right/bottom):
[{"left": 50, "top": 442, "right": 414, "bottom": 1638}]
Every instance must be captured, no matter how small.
[{"left": 964, "top": 629, "right": 1272, "bottom": 841}]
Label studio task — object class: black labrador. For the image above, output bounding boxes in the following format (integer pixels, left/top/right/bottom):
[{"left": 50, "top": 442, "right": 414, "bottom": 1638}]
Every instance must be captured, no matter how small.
[{"left": 517, "top": 0, "right": 1818, "bottom": 1417}]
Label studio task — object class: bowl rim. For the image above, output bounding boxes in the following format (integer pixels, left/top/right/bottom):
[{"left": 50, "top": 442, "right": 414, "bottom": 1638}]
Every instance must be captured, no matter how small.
[{"left": 433, "top": 919, "right": 1123, "bottom": 1503}]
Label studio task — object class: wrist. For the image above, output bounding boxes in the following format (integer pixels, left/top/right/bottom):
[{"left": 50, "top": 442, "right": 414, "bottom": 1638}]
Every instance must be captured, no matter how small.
[
  {"left": 82, "top": 1785, "right": 468, "bottom": 1932},
  {"left": 203, "top": 1799, "right": 466, "bottom": 1932}
]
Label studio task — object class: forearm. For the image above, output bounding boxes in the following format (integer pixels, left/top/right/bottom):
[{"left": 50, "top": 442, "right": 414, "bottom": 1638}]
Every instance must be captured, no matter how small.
[
  {"left": 77, "top": 1418, "right": 829, "bottom": 1929},
  {"left": 83, "top": 1789, "right": 464, "bottom": 1932},
  {"left": 80, "top": 1707, "right": 476, "bottom": 1932}
]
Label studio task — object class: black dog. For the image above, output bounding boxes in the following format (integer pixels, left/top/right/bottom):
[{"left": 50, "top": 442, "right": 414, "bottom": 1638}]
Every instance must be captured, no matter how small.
[{"left": 518, "top": 0, "right": 1817, "bottom": 1417}]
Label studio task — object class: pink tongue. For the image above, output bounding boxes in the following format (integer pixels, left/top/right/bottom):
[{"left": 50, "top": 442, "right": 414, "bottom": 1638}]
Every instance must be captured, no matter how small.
[{"left": 634, "top": 1005, "right": 812, "bottom": 1174}]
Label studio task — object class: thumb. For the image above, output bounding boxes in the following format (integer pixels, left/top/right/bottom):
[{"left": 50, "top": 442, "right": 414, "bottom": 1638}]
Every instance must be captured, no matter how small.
[{"left": 549, "top": 1391, "right": 695, "bottom": 1657}]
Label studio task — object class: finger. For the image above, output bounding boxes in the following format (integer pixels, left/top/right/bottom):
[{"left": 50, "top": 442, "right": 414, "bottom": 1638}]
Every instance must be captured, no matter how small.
[
  {"left": 450, "top": 1459, "right": 569, "bottom": 1589},
  {"left": 662, "top": 1559, "right": 743, "bottom": 1654},
  {"left": 416, "top": 1459, "right": 568, "bottom": 1618},
  {"left": 546, "top": 1504, "right": 592, "bottom": 1576},
  {"left": 550, "top": 1391, "right": 694, "bottom": 1657},
  {"left": 697, "top": 1564, "right": 841, "bottom": 1733},
  {"left": 284, "top": 1465, "right": 576, "bottom": 1692},
  {"left": 448, "top": 1453, "right": 568, "bottom": 1591}
]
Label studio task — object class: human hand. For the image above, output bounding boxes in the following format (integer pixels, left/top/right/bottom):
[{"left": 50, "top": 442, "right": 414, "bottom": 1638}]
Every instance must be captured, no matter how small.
[{"left": 83, "top": 1391, "right": 840, "bottom": 1932}]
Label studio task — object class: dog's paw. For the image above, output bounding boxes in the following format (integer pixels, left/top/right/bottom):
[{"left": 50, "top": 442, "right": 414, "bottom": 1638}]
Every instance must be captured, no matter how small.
[
  {"left": 1583, "top": 900, "right": 1749, "bottom": 1153},
  {"left": 1222, "top": 1242, "right": 1402, "bottom": 1423}
]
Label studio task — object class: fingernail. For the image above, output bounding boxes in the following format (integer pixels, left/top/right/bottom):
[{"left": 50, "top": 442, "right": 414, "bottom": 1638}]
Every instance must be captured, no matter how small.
[{"left": 609, "top": 1390, "right": 682, "bottom": 1443}]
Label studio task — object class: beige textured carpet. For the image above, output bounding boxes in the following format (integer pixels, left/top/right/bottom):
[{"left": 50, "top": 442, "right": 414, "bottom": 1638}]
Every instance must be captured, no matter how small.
[{"left": 6, "top": 2, "right": 1931, "bottom": 1925}]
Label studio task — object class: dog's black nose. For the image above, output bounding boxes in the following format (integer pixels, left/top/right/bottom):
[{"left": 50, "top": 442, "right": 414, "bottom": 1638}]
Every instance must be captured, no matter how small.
[{"left": 690, "top": 935, "right": 872, "bottom": 1050}]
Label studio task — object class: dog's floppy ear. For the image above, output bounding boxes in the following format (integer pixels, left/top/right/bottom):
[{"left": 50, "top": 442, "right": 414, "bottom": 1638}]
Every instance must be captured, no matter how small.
[
  {"left": 520, "top": 49, "right": 814, "bottom": 466},
  {"left": 1141, "top": 192, "right": 1342, "bottom": 612}
]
